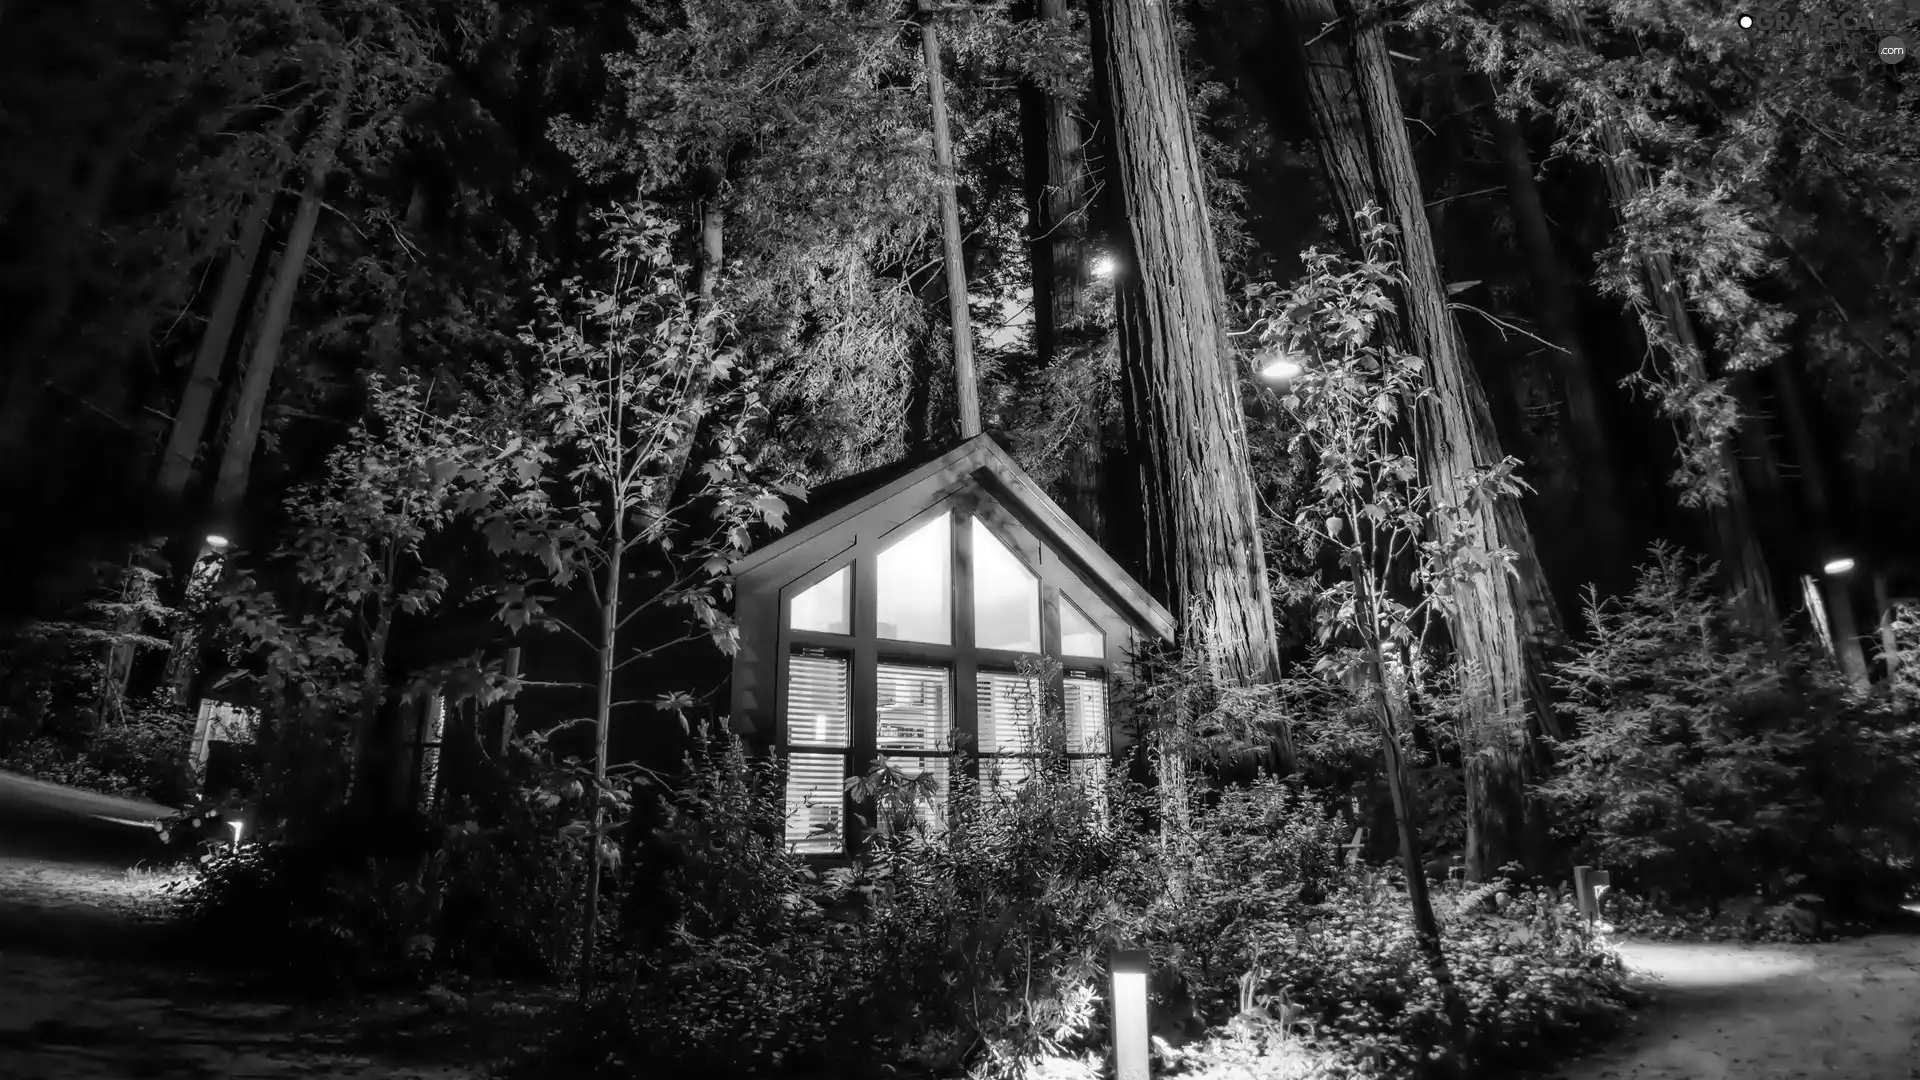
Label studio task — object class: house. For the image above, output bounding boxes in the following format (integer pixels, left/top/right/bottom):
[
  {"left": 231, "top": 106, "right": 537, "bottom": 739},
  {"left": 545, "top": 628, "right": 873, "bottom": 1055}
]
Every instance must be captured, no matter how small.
[{"left": 726, "top": 433, "right": 1176, "bottom": 854}]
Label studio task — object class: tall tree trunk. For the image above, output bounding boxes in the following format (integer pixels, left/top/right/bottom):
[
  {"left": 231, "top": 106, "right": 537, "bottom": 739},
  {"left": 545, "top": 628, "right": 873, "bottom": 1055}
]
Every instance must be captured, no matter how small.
[
  {"left": 497, "top": 645, "right": 523, "bottom": 755},
  {"left": 920, "top": 6, "right": 982, "bottom": 439},
  {"left": 209, "top": 93, "right": 350, "bottom": 525},
  {"left": 1280, "top": 0, "right": 1561, "bottom": 878},
  {"left": 1482, "top": 94, "right": 1623, "bottom": 567},
  {"left": 156, "top": 193, "right": 274, "bottom": 506},
  {"left": 1771, "top": 354, "right": 1869, "bottom": 687},
  {"left": 1555, "top": 13, "right": 1778, "bottom": 626},
  {"left": 651, "top": 179, "right": 726, "bottom": 514},
  {"left": 1023, "top": 0, "right": 1108, "bottom": 543},
  {"left": 1089, "top": 0, "right": 1294, "bottom": 770}
]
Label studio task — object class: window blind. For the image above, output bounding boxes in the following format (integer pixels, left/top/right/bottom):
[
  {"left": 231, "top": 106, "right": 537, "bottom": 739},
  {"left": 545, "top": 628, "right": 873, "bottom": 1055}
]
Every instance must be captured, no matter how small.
[
  {"left": 876, "top": 665, "right": 952, "bottom": 753},
  {"left": 977, "top": 672, "right": 1039, "bottom": 755},
  {"left": 785, "top": 653, "right": 850, "bottom": 747},
  {"left": 785, "top": 752, "right": 845, "bottom": 854},
  {"left": 1063, "top": 675, "right": 1108, "bottom": 754}
]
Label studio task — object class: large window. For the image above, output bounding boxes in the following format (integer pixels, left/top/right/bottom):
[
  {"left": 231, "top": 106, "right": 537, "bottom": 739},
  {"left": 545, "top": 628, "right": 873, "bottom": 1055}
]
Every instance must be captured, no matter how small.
[{"left": 779, "top": 505, "right": 1116, "bottom": 854}]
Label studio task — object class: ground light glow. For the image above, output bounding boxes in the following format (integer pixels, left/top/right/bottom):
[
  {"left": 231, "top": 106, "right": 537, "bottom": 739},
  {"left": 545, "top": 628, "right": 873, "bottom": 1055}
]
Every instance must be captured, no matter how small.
[
  {"left": 1824, "top": 557, "right": 1856, "bottom": 575},
  {"left": 1091, "top": 255, "right": 1116, "bottom": 278},
  {"left": 1259, "top": 354, "right": 1304, "bottom": 380},
  {"left": 227, "top": 819, "right": 244, "bottom": 846},
  {"left": 1110, "top": 947, "right": 1150, "bottom": 1080},
  {"left": 205, "top": 533, "right": 230, "bottom": 550}
]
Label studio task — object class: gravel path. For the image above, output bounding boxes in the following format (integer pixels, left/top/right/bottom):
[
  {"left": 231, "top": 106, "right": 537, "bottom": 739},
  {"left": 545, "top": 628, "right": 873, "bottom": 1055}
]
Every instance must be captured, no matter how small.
[{"left": 1548, "top": 934, "right": 1920, "bottom": 1080}]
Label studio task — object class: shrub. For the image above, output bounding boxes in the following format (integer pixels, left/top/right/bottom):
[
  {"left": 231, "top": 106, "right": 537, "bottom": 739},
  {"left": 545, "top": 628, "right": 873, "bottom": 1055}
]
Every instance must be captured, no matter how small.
[
  {"left": 0, "top": 695, "right": 193, "bottom": 804},
  {"left": 1538, "top": 545, "right": 1920, "bottom": 912},
  {"left": 168, "top": 733, "right": 597, "bottom": 989}
]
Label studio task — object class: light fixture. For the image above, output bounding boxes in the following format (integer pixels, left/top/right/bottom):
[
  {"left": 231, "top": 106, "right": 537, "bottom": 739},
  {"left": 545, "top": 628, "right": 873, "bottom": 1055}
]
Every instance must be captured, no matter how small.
[
  {"left": 227, "top": 819, "right": 245, "bottom": 847},
  {"left": 1109, "top": 945, "right": 1151, "bottom": 1080},
  {"left": 205, "top": 533, "right": 231, "bottom": 550},
  {"left": 1574, "top": 865, "right": 1611, "bottom": 925},
  {"left": 1259, "top": 352, "right": 1304, "bottom": 381},
  {"left": 1823, "top": 557, "right": 1856, "bottom": 576},
  {"left": 1091, "top": 255, "right": 1116, "bottom": 278}
]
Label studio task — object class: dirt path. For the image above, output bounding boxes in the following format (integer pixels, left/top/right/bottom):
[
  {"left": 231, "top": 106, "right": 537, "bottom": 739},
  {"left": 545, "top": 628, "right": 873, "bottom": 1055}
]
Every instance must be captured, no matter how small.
[
  {"left": 0, "top": 772, "right": 560, "bottom": 1080},
  {"left": 1547, "top": 934, "right": 1920, "bottom": 1080}
]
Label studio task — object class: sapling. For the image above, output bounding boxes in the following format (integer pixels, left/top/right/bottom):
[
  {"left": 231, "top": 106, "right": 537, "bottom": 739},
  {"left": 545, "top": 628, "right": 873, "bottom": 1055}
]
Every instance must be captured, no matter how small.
[
  {"left": 468, "top": 202, "right": 798, "bottom": 995},
  {"left": 1248, "top": 207, "right": 1532, "bottom": 1036}
]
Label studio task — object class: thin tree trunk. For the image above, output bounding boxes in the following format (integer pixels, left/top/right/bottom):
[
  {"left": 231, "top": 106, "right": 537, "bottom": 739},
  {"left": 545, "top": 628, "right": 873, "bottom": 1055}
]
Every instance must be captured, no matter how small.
[
  {"left": 1090, "top": 0, "right": 1294, "bottom": 770},
  {"left": 210, "top": 93, "right": 350, "bottom": 524},
  {"left": 348, "top": 600, "right": 395, "bottom": 810},
  {"left": 1482, "top": 93, "right": 1623, "bottom": 564},
  {"left": 1874, "top": 574, "right": 1902, "bottom": 684},
  {"left": 1556, "top": 12, "right": 1778, "bottom": 626},
  {"left": 1280, "top": 0, "right": 1560, "bottom": 877},
  {"left": 498, "top": 645, "right": 523, "bottom": 755},
  {"left": 156, "top": 193, "right": 274, "bottom": 505},
  {"left": 1024, "top": 0, "right": 1108, "bottom": 544},
  {"left": 579, "top": 491, "right": 624, "bottom": 998},
  {"left": 920, "top": 6, "right": 982, "bottom": 439}
]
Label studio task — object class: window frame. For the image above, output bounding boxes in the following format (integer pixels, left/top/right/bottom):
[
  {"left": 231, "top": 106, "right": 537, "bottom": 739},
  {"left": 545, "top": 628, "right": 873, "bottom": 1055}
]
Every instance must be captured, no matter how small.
[{"left": 773, "top": 494, "right": 1126, "bottom": 857}]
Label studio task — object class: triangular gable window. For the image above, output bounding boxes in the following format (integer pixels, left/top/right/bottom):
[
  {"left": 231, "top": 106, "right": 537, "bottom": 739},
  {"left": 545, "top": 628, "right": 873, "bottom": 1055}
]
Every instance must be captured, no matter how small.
[
  {"left": 789, "top": 566, "right": 851, "bottom": 634},
  {"left": 971, "top": 518, "right": 1040, "bottom": 652},
  {"left": 1060, "top": 597, "right": 1104, "bottom": 657},
  {"left": 876, "top": 512, "right": 952, "bottom": 644}
]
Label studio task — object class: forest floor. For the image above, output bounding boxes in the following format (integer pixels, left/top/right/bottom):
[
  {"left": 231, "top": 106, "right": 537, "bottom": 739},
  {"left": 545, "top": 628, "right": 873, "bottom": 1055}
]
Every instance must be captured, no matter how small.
[
  {"left": 0, "top": 771, "right": 562, "bottom": 1080},
  {"left": 4, "top": 771, "right": 1919, "bottom": 1079}
]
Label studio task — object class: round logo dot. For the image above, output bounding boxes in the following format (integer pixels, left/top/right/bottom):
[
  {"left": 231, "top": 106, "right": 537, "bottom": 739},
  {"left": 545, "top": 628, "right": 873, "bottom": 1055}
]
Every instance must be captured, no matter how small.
[
  {"left": 1737, "top": 12, "right": 1754, "bottom": 28},
  {"left": 1882, "top": 35, "right": 1908, "bottom": 64}
]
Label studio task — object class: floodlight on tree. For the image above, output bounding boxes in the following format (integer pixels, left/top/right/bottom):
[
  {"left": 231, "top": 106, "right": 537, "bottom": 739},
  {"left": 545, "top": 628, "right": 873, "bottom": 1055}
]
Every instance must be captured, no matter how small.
[
  {"left": 205, "top": 534, "right": 231, "bottom": 550},
  {"left": 1091, "top": 255, "right": 1117, "bottom": 278},
  {"left": 1823, "top": 557, "right": 1856, "bottom": 576}
]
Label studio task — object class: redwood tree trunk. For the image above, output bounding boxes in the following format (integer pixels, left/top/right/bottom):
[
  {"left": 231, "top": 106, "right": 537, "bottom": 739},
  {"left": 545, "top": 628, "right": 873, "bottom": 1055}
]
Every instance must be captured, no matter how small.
[
  {"left": 921, "top": 7, "right": 982, "bottom": 438},
  {"left": 1024, "top": 0, "right": 1109, "bottom": 544},
  {"left": 210, "top": 93, "right": 349, "bottom": 524},
  {"left": 1090, "top": 0, "right": 1293, "bottom": 769},
  {"left": 1483, "top": 95, "right": 1624, "bottom": 567},
  {"left": 156, "top": 193, "right": 273, "bottom": 505},
  {"left": 1281, "top": 0, "right": 1561, "bottom": 877},
  {"left": 651, "top": 187, "right": 726, "bottom": 512},
  {"left": 1557, "top": 12, "right": 1778, "bottom": 626}
]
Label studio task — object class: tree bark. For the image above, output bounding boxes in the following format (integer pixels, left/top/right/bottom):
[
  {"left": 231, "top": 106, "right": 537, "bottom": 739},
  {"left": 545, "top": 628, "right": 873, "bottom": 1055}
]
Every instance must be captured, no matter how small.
[
  {"left": 1482, "top": 93, "right": 1623, "bottom": 565},
  {"left": 1280, "top": 0, "right": 1561, "bottom": 877},
  {"left": 1556, "top": 12, "right": 1778, "bottom": 627},
  {"left": 920, "top": 7, "right": 982, "bottom": 439},
  {"left": 156, "top": 193, "right": 274, "bottom": 506},
  {"left": 648, "top": 184, "right": 726, "bottom": 517},
  {"left": 209, "top": 93, "right": 350, "bottom": 525},
  {"left": 1090, "top": 0, "right": 1293, "bottom": 770},
  {"left": 498, "top": 645, "right": 523, "bottom": 756},
  {"left": 1023, "top": 0, "right": 1109, "bottom": 544},
  {"left": 1770, "top": 354, "right": 1869, "bottom": 687}
]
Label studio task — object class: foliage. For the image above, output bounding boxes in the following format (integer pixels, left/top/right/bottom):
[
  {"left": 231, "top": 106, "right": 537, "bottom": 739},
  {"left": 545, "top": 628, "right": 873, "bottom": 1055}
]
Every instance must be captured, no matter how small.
[
  {"left": 0, "top": 695, "right": 194, "bottom": 805},
  {"left": 168, "top": 730, "right": 599, "bottom": 989},
  {"left": 1537, "top": 544, "right": 1920, "bottom": 911}
]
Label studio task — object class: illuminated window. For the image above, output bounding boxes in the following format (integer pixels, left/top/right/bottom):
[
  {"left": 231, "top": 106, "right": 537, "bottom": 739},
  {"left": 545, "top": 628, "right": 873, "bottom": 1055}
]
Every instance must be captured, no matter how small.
[
  {"left": 790, "top": 566, "right": 850, "bottom": 634},
  {"left": 972, "top": 518, "right": 1039, "bottom": 652},
  {"left": 876, "top": 513, "right": 952, "bottom": 644},
  {"left": 1060, "top": 598, "right": 1104, "bottom": 657},
  {"left": 784, "top": 654, "right": 849, "bottom": 853}
]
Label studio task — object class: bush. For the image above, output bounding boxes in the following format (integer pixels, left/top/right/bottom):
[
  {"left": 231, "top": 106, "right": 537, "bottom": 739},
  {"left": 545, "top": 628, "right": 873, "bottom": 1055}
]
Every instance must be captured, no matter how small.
[
  {"left": 1538, "top": 545, "right": 1920, "bottom": 913},
  {"left": 0, "top": 696, "right": 193, "bottom": 804},
  {"left": 168, "top": 733, "right": 596, "bottom": 989}
]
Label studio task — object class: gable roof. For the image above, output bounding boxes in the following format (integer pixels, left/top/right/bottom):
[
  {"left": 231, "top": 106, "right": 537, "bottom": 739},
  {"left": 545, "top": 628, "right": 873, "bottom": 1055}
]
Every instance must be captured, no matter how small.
[{"left": 733, "top": 434, "right": 1175, "bottom": 640}]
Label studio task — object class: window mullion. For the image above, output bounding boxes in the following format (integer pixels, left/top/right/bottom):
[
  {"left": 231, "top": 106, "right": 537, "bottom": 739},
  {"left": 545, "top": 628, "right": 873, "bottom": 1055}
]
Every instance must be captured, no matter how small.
[
  {"left": 851, "top": 547, "right": 879, "bottom": 852},
  {"left": 953, "top": 509, "right": 979, "bottom": 782}
]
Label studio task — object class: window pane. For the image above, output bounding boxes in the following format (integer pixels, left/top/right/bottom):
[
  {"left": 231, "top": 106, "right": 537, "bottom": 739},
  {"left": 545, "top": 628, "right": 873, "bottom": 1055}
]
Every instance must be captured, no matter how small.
[
  {"left": 1063, "top": 676, "right": 1108, "bottom": 754},
  {"left": 877, "top": 665, "right": 952, "bottom": 753},
  {"left": 972, "top": 518, "right": 1039, "bottom": 652},
  {"left": 879, "top": 756, "right": 951, "bottom": 837},
  {"left": 876, "top": 513, "right": 952, "bottom": 644},
  {"left": 982, "top": 756, "right": 1037, "bottom": 798},
  {"left": 785, "top": 752, "right": 845, "bottom": 854},
  {"left": 1068, "top": 758, "right": 1110, "bottom": 822},
  {"left": 978, "top": 672, "right": 1039, "bottom": 754},
  {"left": 1060, "top": 598, "right": 1105, "bottom": 657},
  {"left": 790, "top": 566, "right": 850, "bottom": 634},
  {"left": 785, "top": 654, "right": 849, "bottom": 747}
]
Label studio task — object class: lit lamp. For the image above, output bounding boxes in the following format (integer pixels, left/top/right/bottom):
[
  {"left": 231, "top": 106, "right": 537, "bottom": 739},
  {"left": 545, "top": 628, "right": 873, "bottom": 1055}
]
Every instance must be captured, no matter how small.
[
  {"left": 1110, "top": 945, "right": 1151, "bottom": 1080},
  {"left": 205, "top": 533, "right": 231, "bottom": 551},
  {"left": 1258, "top": 352, "right": 1304, "bottom": 381},
  {"left": 1092, "top": 255, "right": 1117, "bottom": 278},
  {"left": 1823, "top": 556, "right": 1856, "bottom": 576}
]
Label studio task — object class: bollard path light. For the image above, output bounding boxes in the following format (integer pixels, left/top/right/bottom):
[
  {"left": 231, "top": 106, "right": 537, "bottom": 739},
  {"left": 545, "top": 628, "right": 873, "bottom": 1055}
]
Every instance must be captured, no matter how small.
[
  {"left": 1110, "top": 945, "right": 1151, "bottom": 1080},
  {"left": 1573, "top": 865, "right": 1612, "bottom": 926}
]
